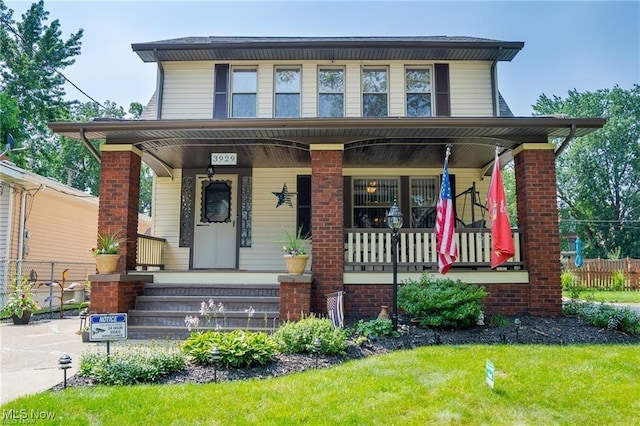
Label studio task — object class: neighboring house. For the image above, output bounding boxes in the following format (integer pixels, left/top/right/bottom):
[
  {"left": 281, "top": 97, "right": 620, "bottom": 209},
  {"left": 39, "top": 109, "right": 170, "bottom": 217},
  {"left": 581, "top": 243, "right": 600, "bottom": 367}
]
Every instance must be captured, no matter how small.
[
  {"left": 48, "top": 36, "right": 605, "bottom": 324},
  {"left": 0, "top": 158, "right": 152, "bottom": 307}
]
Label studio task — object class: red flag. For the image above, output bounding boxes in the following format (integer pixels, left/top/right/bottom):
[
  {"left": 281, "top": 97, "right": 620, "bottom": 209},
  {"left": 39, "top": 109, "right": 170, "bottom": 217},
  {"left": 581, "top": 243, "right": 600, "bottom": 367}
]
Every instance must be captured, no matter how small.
[
  {"left": 436, "top": 154, "right": 458, "bottom": 274},
  {"left": 486, "top": 153, "right": 515, "bottom": 268}
]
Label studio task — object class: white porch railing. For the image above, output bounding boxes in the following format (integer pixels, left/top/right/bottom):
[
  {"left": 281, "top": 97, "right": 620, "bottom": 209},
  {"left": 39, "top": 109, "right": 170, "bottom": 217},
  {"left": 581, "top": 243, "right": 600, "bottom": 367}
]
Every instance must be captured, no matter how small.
[{"left": 344, "top": 228, "right": 523, "bottom": 271}]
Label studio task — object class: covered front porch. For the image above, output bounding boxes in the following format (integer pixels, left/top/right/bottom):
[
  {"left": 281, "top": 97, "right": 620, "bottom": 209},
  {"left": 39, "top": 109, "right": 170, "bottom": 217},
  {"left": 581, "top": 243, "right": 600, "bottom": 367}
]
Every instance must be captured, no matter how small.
[{"left": 49, "top": 116, "right": 605, "bottom": 322}]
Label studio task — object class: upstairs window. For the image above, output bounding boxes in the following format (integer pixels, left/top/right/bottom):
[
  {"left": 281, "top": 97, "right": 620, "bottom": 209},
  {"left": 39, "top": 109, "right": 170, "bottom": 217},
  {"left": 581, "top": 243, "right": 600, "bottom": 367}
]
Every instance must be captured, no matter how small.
[
  {"left": 274, "top": 68, "right": 301, "bottom": 117},
  {"left": 406, "top": 68, "right": 432, "bottom": 117},
  {"left": 318, "top": 68, "right": 344, "bottom": 117},
  {"left": 231, "top": 68, "right": 257, "bottom": 118},
  {"left": 362, "top": 68, "right": 388, "bottom": 117}
]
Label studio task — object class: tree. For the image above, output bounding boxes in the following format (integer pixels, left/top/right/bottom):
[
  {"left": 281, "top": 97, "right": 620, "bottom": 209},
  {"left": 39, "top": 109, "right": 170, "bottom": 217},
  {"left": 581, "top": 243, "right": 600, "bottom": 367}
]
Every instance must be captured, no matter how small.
[
  {"left": 0, "top": 0, "right": 82, "bottom": 168},
  {"left": 533, "top": 85, "right": 640, "bottom": 258},
  {"left": 1, "top": 1, "right": 151, "bottom": 214}
]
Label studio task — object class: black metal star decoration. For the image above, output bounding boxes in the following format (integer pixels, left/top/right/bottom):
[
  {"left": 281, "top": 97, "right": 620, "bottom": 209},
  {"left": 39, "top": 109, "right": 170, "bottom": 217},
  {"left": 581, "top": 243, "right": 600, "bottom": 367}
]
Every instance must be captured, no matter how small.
[{"left": 273, "top": 182, "right": 296, "bottom": 208}]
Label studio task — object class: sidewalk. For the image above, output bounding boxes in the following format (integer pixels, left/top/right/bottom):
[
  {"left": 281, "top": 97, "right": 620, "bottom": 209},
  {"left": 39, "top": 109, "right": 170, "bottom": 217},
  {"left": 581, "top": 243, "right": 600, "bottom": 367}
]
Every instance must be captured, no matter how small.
[{"left": 0, "top": 316, "right": 98, "bottom": 404}]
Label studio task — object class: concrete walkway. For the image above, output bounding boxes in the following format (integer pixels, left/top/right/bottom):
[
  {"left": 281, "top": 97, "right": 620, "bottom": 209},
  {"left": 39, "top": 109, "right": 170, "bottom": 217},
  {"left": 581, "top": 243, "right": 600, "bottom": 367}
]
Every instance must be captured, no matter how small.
[{"left": 0, "top": 317, "right": 99, "bottom": 404}]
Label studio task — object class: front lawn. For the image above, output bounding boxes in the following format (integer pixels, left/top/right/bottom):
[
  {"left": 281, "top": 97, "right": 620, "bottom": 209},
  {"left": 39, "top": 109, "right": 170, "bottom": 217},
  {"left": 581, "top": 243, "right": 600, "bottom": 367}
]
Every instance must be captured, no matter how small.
[
  {"left": 3, "top": 344, "right": 638, "bottom": 425},
  {"left": 563, "top": 289, "right": 640, "bottom": 303}
]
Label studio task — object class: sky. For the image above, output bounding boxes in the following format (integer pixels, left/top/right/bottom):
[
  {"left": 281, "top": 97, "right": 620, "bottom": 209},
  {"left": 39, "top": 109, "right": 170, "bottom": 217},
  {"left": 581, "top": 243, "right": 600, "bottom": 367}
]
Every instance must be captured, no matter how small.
[{"left": 5, "top": 0, "right": 640, "bottom": 117}]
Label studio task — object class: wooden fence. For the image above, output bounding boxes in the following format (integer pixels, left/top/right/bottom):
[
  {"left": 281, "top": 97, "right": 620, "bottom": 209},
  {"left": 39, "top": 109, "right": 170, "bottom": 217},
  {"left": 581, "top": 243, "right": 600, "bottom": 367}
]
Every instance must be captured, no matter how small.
[{"left": 565, "top": 258, "right": 640, "bottom": 290}]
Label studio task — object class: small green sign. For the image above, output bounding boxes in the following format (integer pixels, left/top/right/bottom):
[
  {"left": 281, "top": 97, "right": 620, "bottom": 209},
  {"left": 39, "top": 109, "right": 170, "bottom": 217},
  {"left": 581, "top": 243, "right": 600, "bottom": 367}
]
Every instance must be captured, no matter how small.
[{"left": 486, "top": 360, "right": 495, "bottom": 389}]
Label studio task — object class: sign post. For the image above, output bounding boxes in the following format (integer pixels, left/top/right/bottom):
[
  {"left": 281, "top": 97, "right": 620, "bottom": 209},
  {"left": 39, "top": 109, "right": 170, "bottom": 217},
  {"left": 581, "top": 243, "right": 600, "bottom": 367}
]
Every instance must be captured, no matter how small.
[
  {"left": 89, "top": 313, "right": 128, "bottom": 361},
  {"left": 486, "top": 360, "right": 495, "bottom": 389}
]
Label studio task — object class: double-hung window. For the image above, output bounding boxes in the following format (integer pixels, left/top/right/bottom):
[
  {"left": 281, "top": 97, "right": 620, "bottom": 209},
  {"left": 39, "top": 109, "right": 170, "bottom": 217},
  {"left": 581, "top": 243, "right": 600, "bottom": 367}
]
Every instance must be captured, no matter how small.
[
  {"left": 231, "top": 68, "right": 257, "bottom": 118},
  {"left": 352, "top": 178, "right": 398, "bottom": 228},
  {"left": 362, "top": 68, "right": 388, "bottom": 117},
  {"left": 406, "top": 68, "right": 432, "bottom": 117},
  {"left": 274, "top": 67, "right": 301, "bottom": 118},
  {"left": 410, "top": 177, "right": 438, "bottom": 228},
  {"left": 318, "top": 68, "right": 344, "bottom": 117}
]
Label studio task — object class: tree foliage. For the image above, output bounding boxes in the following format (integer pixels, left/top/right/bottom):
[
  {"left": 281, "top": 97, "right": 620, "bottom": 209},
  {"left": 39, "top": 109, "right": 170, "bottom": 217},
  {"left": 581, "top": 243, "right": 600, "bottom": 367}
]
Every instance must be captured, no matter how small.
[
  {"left": 0, "top": 0, "right": 82, "bottom": 153},
  {"left": 1, "top": 1, "right": 151, "bottom": 214},
  {"left": 533, "top": 85, "right": 640, "bottom": 258}
]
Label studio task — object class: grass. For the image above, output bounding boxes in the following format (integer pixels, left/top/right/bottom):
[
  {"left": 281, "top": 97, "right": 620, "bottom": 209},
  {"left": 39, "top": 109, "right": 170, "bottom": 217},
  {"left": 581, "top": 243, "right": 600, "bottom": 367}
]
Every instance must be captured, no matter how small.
[
  {"left": 563, "top": 289, "right": 640, "bottom": 303},
  {"left": 3, "top": 345, "right": 639, "bottom": 425}
]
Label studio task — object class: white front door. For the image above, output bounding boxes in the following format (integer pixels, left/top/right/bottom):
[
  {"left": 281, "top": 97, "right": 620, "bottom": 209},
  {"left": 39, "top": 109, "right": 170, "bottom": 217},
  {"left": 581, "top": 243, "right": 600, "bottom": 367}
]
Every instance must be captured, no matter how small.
[{"left": 193, "top": 175, "right": 237, "bottom": 269}]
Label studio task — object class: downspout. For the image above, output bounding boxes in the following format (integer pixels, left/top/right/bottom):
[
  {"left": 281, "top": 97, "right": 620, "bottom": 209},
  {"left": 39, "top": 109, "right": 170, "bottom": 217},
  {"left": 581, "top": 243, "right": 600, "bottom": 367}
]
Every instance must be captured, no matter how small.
[
  {"left": 16, "top": 187, "right": 27, "bottom": 276},
  {"left": 80, "top": 128, "right": 102, "bottom": 163},
  {"left": 2, "top": 184, "right": 14, "bottom": 295},
  {"left": 554, "top": 124, "right": 576, "bottom": 158},
  {"left": 490, "top": 47, "right": 502, "bottom": 117},
  {"left": 153, "top": 49, "right": 165, "bottom": 119}
]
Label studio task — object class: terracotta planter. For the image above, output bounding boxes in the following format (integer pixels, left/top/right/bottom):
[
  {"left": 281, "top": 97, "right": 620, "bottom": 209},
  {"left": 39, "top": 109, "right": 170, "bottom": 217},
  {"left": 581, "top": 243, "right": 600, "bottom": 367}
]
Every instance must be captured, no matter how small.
[
  {"left": 95, "top": 254, "right": 119, "bottom": 274},
  {"left": 284, "top": 254, "right": 309, "bottom": 275},
  {"left": 12, "top": 311, "right": 32, "bottom": 325}
]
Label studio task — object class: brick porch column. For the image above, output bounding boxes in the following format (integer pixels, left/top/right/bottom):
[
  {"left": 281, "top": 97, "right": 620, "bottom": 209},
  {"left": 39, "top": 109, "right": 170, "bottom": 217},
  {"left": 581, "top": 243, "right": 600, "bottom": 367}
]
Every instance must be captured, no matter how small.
[
  {"left": 514, "top": 143, "right": 562, "bottom": 316},
  {"left": 90, "top": 145, "right": 148, "bottom": 314},
  {"left": 98, "top": 145, "right": 142, "bottom": 272},
  {"left": 310, "top": 146, "right": 344, "bottom": 313}
]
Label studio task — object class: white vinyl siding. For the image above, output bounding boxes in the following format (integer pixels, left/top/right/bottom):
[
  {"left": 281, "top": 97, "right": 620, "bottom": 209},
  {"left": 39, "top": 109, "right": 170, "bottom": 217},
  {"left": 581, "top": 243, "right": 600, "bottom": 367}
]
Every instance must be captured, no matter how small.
[
  {"left": 152, "top": 170, "right": 190, "bottom": 269},
  {"left": 388, "top": 63, "right": 404, "bottom": 116},
  {"left": 301, "top": 63, "right": 317, "bottom": 117},
  {"left": 161, "top": 62, "right": 214, "bottom": 119},
  {"left": 449, "top": 61, "right": 493, "bottom": 116},
  {"left": 158, "top": 60, "right": 494, "bottom": 119},
  {"left": 344, "top": 63, "right": 361, "bottom": 117},
  {"left": 238, "top": 168, "right": 311, "bottom": 271},
  {"left": 257, "top": 64, "right": 272, "bottom": 118}
]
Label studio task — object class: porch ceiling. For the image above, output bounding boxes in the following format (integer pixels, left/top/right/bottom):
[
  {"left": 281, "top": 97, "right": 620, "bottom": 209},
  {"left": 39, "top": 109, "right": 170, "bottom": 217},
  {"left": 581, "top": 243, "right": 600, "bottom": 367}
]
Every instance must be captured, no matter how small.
[{"left": 48, "top": 117, "right": 605, "bottom": 177}]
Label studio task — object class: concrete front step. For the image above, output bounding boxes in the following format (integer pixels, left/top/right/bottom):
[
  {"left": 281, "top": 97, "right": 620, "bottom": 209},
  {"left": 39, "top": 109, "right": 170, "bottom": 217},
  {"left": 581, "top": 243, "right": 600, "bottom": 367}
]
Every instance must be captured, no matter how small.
[
  {"left": 135, "top": 295, "right": 279, "bottom": 312},
  {"left": 128, "top": 325, "right": 279, "bottom": 340},
  {"left": 128, "top": 282, "right": 281, "bottom": 339},
  {"left": 128, "top": 309, "right": 279, "bottom": 329},
  {"left": 142, "top": 283, "right": 280, "bottom": 298}
]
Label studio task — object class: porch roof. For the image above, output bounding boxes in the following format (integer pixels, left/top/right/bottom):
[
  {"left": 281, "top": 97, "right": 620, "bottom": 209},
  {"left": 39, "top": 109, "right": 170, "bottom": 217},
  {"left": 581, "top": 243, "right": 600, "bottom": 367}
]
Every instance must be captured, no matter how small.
[{"left": 49, "top": 116, "right": 605, "bottom": 177}]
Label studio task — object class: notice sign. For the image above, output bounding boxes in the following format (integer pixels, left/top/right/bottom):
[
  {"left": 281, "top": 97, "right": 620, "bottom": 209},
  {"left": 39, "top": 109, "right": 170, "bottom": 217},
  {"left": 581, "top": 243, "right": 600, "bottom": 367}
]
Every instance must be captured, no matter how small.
[
  {"left": 486, "top": 360, "right": 495, "bottom": 389},
  {"left": 90, "top": 313, "right": 128, "bottom": 341}
]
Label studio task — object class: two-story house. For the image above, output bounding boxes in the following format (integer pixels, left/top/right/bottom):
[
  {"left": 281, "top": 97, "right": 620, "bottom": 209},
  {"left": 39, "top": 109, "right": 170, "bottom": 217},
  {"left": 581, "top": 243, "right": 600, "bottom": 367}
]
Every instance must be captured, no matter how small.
[{"left": 49, "top": 36, "right": 605, "bottom": 338}]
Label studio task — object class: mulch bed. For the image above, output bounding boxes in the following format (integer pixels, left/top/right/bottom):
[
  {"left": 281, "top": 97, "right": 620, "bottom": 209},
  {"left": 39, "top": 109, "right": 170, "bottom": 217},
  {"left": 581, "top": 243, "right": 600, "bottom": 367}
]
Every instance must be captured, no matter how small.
[{"left": 51, "top": 314, "right": 639, "bottom": 391}]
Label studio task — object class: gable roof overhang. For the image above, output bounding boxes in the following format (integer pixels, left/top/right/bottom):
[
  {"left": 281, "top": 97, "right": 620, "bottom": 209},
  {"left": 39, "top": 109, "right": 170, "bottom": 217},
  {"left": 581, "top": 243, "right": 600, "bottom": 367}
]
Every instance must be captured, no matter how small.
[
  {"left": 131, "top": 36, "right": 524, "bottom": 63},
  {"left": 49, "top": 117, "right": 605, "bottom": 178}
]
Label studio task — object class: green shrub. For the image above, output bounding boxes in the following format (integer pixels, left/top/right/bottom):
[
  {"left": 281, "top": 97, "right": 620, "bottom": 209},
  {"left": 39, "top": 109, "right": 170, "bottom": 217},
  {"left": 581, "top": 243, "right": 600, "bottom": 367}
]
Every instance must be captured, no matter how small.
[
  {"left": 271, "top": 314, "right": 348, "bottom": 355},
  {"left": 78, "top": 343, "right": 185, "bottom": 385},
  {"left": 352, "top": 318, "right": 396, "bottom": 339},
  {"left": 561, "top": 270, "right": 586, "bottom": 299},
  {"left": 610, "top": 270, "right": 627, "bottom": 292},
  {"left": 488, "top": 313, "right": 509, "bottom": 327},
  {"left": 563, "top": 301, "right": 640, "bottom": 335},
  {"left": 398, "top": 274, "right": 488, "bottom": 329},
  {"left": 181, "top": 329, "right": 277, "bottom": 367}
]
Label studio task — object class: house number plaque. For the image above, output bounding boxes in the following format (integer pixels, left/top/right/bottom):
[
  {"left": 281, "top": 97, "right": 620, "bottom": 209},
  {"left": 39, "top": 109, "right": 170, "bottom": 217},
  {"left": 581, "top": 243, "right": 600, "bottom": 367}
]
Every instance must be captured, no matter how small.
[{"left": 210, "top": 153, "right": 237, "bottom": 165}]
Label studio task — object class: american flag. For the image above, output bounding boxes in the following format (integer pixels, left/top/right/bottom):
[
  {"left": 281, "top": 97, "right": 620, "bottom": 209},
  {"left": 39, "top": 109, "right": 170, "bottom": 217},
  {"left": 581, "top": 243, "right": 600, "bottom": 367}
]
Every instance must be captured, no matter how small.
[
  {"left": 436, "top": 154, "right": 458, "bottom": 274},
  {"left": 326, "top": 291, "right": 344, "bottom": 328}
]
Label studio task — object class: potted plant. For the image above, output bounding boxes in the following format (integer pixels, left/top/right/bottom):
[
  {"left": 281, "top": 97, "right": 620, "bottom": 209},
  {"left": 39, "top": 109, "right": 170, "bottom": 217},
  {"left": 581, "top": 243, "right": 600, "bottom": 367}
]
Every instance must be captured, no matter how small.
[
  {"left": 2, "top": 276, "right": 41, "bottom": 325},
  {"left": 278, "top": 226, "right": 311, "bottom": 275},
  {"left": 91, "top": 229, "right": 125, "bottom": 274},
  {"left": 77, "top": 326, "right": 91, "bottom": 342}
]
